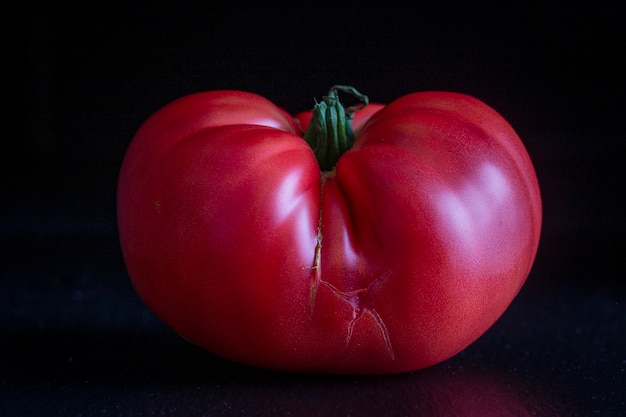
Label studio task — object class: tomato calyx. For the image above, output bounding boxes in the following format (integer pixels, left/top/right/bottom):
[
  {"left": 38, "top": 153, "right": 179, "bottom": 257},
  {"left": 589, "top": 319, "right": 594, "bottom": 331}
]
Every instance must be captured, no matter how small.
[{"left": 303, "top": 85, "right": 369, "bottom": 171}]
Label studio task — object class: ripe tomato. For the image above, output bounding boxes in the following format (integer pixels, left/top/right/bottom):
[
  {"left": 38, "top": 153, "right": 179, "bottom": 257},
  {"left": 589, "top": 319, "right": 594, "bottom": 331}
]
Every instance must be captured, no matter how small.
[{"left": 117, "top": 87, "right": 541, "bottom": 374}]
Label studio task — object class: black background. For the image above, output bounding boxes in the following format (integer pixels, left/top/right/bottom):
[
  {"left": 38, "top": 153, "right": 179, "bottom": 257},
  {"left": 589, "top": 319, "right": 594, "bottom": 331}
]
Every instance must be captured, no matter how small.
[{"left": 3, "top": 3, "right": 624, "bottom": 416}]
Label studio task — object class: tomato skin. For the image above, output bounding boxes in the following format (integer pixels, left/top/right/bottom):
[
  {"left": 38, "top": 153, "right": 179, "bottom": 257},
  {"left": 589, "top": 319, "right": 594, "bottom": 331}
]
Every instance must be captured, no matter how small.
[{"left": 118, "top": 90, "right": 541, "bottom": 374}]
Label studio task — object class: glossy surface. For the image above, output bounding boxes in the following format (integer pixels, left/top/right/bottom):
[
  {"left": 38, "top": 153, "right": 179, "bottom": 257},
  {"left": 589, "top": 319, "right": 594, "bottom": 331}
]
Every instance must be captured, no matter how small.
[{"left": 117, "top": 91, "right": 541, "bottom": 374}]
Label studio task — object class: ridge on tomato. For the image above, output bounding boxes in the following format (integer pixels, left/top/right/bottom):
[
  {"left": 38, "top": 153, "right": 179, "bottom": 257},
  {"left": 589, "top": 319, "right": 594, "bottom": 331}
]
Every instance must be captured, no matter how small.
[{"left": 117, "top": 86, "right": 542, "bottom": 374}]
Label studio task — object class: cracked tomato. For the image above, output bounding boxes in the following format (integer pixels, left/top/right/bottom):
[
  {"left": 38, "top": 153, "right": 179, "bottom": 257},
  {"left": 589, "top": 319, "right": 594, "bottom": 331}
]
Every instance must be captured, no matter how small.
[{"left": 117, "top": 86, "right": 541, "bottom": 374}]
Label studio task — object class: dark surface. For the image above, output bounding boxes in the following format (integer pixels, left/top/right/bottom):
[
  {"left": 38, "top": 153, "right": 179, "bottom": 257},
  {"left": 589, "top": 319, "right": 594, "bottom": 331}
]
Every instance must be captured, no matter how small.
[{"left": 4, "top": 4, "right": 624, "bottom": 416}]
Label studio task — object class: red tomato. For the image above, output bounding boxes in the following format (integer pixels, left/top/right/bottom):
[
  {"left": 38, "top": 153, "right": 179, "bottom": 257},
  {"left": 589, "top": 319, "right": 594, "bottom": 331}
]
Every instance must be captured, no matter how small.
[{"left": 117, "top": 88, "right": 541, "bottom": 374}]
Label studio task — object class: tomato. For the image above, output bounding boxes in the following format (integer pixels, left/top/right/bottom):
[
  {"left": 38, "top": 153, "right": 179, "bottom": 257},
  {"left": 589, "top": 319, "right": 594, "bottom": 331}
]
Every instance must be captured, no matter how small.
[{"left": 117, "top": 87, "right": 541, "bottom": 374}]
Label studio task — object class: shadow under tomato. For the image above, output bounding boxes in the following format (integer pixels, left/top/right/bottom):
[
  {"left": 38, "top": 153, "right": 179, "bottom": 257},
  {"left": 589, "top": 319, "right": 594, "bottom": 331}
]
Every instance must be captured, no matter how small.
[
  {"left": 88, "top": 360, "right": 570, "bottom": 417},
  {"left": 3, "top": 328, "right": 570, "bottom": 416}
]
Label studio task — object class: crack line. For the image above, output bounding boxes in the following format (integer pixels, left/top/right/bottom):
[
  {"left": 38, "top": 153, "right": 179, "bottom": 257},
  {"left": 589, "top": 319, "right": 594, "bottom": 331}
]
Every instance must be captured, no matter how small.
[
  {"left": 307, "top": 170, "right": 394, "bottom": 360},
  {"left": 319, "top": 271, "right": 395, "bottom": 360}
]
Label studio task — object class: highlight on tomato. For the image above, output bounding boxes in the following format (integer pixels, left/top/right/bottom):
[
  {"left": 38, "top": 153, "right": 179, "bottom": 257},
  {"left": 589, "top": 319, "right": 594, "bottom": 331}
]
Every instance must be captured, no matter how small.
[{"left": 117, "top": 86, "right": 542, "bottom": 374}]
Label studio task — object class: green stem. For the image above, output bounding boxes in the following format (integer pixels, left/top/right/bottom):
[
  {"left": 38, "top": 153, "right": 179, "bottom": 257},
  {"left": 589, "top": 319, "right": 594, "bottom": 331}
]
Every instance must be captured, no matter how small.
[{"left": 303, "top": 85, "right": 369, "bottom": 171}]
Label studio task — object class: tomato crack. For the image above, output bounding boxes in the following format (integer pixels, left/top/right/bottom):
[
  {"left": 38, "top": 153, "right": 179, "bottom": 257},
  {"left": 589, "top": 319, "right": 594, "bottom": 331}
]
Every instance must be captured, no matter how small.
[
  {"left": 309, "top": 171, "right": 333, "bottom": 314},
  {"left": 308, "top": 216, "right": 323, "bottom": 315},
  {"left": 308, "top": 172, "right": 394, "bottom": 360},
  {"left": 320, "top": 272, "right": 395, "bottom": 360}
]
